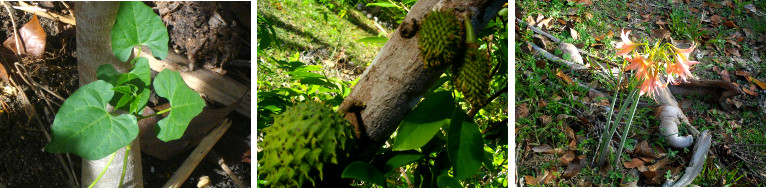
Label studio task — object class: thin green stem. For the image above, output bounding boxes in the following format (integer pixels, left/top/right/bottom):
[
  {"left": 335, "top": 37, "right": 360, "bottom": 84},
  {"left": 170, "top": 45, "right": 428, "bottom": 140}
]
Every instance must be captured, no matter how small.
[
  {"left": 119, "top": 144, "right": 131, "bottom": 186},
  {"left": 137, "top": 108, "right": 171, "bottom": 121},
  {"left": 614, "top": 88, "right": 642, "bottom": 168},
  {"left": 596, "top": 73, "right": 624, "bottom": 166},
  {"left": 88, "top": 152, "right": 117, "bottom": 188}
]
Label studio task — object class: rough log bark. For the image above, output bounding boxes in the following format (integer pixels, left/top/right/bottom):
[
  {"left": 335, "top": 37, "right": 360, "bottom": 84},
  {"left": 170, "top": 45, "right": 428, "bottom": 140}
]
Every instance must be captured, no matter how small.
[
  {"left": 75, "top": 2, "right": 143, "bottom": 187},
  {"left": 338, "top": 0, "right": 503, "bottom": 159}
]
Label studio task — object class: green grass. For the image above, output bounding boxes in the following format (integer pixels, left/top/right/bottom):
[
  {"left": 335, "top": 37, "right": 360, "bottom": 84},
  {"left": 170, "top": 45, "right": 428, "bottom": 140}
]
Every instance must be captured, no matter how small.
[{"left": 257, "top": 0, "right": 387, "bottom": 69}]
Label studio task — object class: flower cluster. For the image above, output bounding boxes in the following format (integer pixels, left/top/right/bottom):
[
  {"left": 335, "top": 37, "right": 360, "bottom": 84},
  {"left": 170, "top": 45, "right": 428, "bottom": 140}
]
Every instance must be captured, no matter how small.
[{"left": 615, "top": 29, "right": 699, "bottom": 98}]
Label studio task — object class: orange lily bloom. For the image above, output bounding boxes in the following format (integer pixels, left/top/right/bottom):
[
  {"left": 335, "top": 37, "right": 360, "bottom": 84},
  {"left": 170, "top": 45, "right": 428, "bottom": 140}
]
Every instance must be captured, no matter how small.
[
  {"left": 624, "top": 54, "right": 651, "bottom": 79},
  {"left": 667, "top": 44, "right": 700, "bottom": 84},
  {"left": 639, "top": 72, "right": 665, "bottom": 98},
  {"left": 615, "top": 29, "right": 639, "bottom": 57}
]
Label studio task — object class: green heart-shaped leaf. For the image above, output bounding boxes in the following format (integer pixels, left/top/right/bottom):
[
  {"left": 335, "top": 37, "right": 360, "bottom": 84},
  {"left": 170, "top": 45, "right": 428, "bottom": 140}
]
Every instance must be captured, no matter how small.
[
  {"left": 446, "top": 107, "right": 483, "bottom": 180},
  {"left": 45, "top": 80, "right": 138, "bottom": 160},
  {"left": 111, "top": 1, "right": 169, "bottom": 62},
  {"left": 392, "top": 91, "right": 454, "bottom": 151},
  {"left": 153, "top": 69, "right": 205, "bottom": 141}
]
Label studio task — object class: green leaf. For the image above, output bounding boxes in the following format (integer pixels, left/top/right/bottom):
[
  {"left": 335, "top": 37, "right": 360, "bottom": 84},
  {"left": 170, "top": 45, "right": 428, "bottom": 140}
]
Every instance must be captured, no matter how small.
[
  {"left": 447, "top": 108, "right": 484, "bottom": 180},
  {"left": 153, "top": 69, "right": 206, "bottom": 141},
  {"left": 384, "top": 153, "right": 425, "bottom": 173},
  {"left": 357, "top": 36, "right": 388, "bottom": 44},
  {"left": 436, "top": 174, "right": 462, "bottom": 188},
  {"left": 96, "top": 58, "right": 152, "bottom": 114},
  {"left": 392, "top": 91, "right": 455, "bottom": 151},
  {"left": 366, "top": 2, "right": 398, "bottom": 8},
  {"left": 341, "top": 161, "right": 387, "bottom": 188},
  {"left": 97, "top": 58, "right": 151, "bottom": 86},
  {"left": 45, "top": 80, "right": 138, "bottom": 160},
  {"left": 111, "top": 1, "right": 169, "bottom": 62}
]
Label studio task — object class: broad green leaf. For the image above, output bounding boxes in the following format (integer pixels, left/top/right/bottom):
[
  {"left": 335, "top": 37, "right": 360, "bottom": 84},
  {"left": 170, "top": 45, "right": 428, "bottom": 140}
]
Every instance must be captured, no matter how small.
[
  {"left": 357, "top": 36, "right": 388, "bottom": 44},
  {"left": 111, "top": 1, "right": 169, "bottom": 62},
  {"left": 436, "top": 174, "right": 462, "bottom": 188},
  {"left": 392, "top": 91, "right": 454, "bottom": 151},
  {"left": 384, "top": 153, "right": 425, "bottom": 173},
  {"left": 341, "top": 161, "right": 387, "bottom": 188},
  {"left": 45, "top": 80, "right": 138, "bottom": 160},
  {"left": 366, "top": 2, "right": 398, "bottom": 8},
  {"left": 153, "top": 69, "right": 205, "bottom": 141},
  {"left": 447, "top": 108, "right": 484, "bottom": 180}
]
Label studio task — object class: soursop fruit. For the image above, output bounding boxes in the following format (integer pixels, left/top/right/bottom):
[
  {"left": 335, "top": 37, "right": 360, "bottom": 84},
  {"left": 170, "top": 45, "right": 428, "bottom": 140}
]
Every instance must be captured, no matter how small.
[
  {"left": 418, "top": 10, "right": 463, "bottom": 69},
  {"left": 453, "top": 14, "right": 490, "bottom": 107},
  {"left": 454, "top": 47, "right": 490, "bottom": 107},
  {"left": 258, "top": 101, "right": 356, "bottom": 187}
]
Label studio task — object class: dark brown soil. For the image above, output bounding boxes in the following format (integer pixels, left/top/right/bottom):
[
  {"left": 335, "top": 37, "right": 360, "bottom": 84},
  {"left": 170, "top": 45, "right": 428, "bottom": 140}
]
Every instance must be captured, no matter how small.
[{"left": 0, "top": 2, "right": 251, "bottom": 187}]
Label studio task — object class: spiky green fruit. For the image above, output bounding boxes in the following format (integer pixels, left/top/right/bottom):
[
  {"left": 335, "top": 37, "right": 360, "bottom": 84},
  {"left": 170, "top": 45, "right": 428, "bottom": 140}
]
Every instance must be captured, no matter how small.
[
  {"left": 418, "top": 10, "right": 463, "bottom": 69},
  {"left": 454, "top": 47, "right": 490, "bottom": 107},
  {"left": 258, "top": 101, "right": 356, "bottom": 187}
]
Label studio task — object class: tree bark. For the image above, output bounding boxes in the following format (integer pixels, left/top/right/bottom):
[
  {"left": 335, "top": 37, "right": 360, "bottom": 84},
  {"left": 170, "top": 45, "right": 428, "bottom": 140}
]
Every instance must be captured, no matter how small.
[
  {"left": 75, "top": 2, "right": 143, "bottom": 187},
  {"left": 339, "top": 0, "right": 503, "bottom": 159}
]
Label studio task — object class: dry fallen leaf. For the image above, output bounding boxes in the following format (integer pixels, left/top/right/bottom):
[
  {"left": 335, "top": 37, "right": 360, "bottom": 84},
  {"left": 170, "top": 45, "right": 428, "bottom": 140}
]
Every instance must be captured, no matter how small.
[
  {"left": 725, "top": 47, "right": 741, "bottom": 57},
  {"left": 532, "top": 144, "right": 554, "bottom": 153},
  {"left": 724, "top": 20, "right": 739, "bottom": 28},
  {"left": 516, "top": 102, "right": 529, "bottom": 119},
  {"left": 578, "top": 0, "right": 593, "bottom": 6},
  {"left": 652, "top": 29, "right": 671, "bottom": 40},
  {"left": 710, "top": 15, "right": 723, "bottom": 25},
  {"left": 541, "top": 168, "right": 560, "bottom": 185},
  {"left": 525, "top": 175, "right": 539, "bottom": 186},
  {"left": 743, "top": 86, "right": 758, "bottom": 96},
  {"left": 719, "top": 69, "right": 731, "bottom": 83},
  {"left": 562, "top": 156, "right": 583, "bottom": 178},
  {"left": 690, "top": 8, "right": 701, "bottom": 13},
  {"left": 748, "top": 77, "right": 766, "bottom": 90},
  {"left": 2, "top": 15, "right": 46, "bottom": 57},
  {"left": 0, "top": 61, "right": 7, "bottom": 83},
  {"left": 556, "top": 69, "right": 575, "bottom": 85},
  {"left": 559, "top": 150, "right": 576, "bottom": 164},
  {"left": 624, "top": 158, "right": 645, "bottom": 169},
  {"left": 539, "top": 115, "right": 553, "bottom": 125},
  {"left": 570, "top": 27, "right": 579, "bottom": 40},
  {"left": 633, "top": 140, "right": 658, "bottom": 158}
]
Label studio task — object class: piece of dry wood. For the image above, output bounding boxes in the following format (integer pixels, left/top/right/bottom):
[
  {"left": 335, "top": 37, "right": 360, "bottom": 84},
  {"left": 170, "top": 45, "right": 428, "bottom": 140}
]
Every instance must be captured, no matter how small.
[
  {"left": 526, "top": 41, "right": 588, "bottom": 70},
  {"left": 163, "top": 119, "right": 232, "bottom": 188},
  {"left": 517, "top": 18, "right": 620, "bottom": 67},
  {"left": 15, "top": 1, "right": 76, "bottom": 25},
  {"left": 208, "top": 151, "right": 246, "bottom": 188},
  {"left": 138, "top": 49, "right": 250, "bottom": 117}
]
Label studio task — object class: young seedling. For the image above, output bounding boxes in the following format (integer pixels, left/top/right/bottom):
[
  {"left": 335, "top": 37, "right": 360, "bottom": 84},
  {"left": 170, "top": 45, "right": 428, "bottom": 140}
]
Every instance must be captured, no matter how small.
[{"left": 45, "top": 2, "right": 205, "bottom": 187}]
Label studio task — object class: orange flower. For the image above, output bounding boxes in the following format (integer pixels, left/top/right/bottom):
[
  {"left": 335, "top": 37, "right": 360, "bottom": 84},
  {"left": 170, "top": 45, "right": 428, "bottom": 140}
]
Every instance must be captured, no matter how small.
[
  {"left": 667, "top": 44, "right": 700, "bottom": 84},
  {"left": 624, "top": 54, "right": 651, "bottom": 78},
  {"left": 639, "top": 72, "right": 665, "bottom": 98},
  {"left": 615, "top": 29, "right": 639, "bottom": 57}
]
